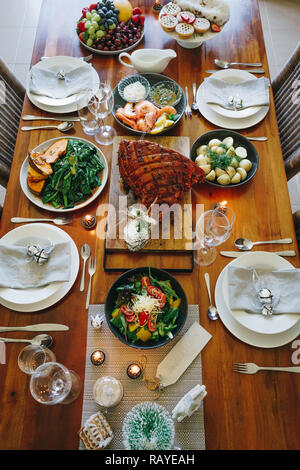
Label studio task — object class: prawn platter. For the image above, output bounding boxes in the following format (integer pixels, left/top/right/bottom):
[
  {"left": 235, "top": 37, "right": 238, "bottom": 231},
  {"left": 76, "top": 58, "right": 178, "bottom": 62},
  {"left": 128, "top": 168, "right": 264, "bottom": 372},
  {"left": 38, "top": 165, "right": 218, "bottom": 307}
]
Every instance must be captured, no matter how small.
[
  {"left": 104, "top": 135, "right": 195, "bottom": 271},
  {"left": 112, "top": 73, "right": 185, "bottom": 136}
]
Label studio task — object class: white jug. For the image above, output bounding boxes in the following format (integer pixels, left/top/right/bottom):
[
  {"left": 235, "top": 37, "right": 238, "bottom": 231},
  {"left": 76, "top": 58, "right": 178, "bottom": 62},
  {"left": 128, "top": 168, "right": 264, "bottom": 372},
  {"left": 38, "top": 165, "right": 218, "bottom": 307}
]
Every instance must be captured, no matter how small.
[{"left": 119, "top": 48, "right": 176, "bottom": 74}]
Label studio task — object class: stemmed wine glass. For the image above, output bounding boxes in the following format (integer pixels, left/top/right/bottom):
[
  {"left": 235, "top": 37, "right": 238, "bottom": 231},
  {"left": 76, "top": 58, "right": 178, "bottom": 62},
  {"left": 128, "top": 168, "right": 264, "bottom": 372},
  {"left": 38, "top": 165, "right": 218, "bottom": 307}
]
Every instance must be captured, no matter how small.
[
  {"left": 29, "top": 362, "right": 81, "bottom": 405},
  {"left": 195, "top": 207, "right": 235, "bottom": 266},
  {"left": 88, "top": 82, "right": 116, "bottom": 146}
]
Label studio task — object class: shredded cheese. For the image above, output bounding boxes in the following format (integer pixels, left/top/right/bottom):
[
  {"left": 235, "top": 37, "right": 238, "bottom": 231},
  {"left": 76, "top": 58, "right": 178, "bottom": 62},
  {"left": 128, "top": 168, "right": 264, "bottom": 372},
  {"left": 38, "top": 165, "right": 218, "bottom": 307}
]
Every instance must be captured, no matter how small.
[{"left": 131, "top": 293, "right": 161, "bottom": 316}]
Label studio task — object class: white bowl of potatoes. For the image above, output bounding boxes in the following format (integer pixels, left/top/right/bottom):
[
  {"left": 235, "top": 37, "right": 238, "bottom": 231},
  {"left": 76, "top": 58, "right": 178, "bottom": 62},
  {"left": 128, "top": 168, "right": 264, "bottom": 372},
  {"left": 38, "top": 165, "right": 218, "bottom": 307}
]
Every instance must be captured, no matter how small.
[{"left": 190, "top": 129, "right": 259, "bottom": 188}]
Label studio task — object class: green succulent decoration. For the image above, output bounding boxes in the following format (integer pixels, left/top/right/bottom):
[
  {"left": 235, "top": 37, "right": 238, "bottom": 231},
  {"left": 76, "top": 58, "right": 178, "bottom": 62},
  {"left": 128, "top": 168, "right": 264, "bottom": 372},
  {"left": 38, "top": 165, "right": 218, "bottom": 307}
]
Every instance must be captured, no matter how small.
[{"left": 122, "top": 401, "right": 175, "bottom": 450}]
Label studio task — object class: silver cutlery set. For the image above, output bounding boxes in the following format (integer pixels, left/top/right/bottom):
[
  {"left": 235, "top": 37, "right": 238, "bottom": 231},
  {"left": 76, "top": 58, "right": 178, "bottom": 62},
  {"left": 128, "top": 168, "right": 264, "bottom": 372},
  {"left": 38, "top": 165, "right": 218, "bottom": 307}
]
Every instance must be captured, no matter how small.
[{"left": 80, "top": 244, "right": 97, "bottom": 309}]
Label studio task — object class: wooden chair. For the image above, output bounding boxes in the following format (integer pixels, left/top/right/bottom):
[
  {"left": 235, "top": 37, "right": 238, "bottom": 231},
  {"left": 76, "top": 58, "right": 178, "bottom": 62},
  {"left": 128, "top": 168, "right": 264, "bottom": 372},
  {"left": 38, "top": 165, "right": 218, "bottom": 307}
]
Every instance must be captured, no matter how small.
[
  {"left": 0, "top": 59, "right": 25, "bottom": 189},
  {"left": 272, "top": 42, "right": 300, "bottom": 181},
  {"left": 272, "top": 43, "right": 300, "bottom": 250}
]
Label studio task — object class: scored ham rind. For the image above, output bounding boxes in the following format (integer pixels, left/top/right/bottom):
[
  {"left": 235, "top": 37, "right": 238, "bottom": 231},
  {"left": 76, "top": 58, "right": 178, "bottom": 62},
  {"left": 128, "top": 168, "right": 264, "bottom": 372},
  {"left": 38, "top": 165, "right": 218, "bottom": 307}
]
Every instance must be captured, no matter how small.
[{"left": 118, "top": 139, "right": 206, "bottom": 207}]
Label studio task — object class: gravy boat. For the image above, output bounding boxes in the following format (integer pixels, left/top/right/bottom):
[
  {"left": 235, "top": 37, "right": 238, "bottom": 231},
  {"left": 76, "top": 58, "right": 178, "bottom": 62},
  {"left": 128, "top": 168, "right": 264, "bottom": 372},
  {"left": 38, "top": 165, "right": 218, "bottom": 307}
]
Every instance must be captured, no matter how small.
[{"left": 118, "top": 48, "right": 176, "bottom": 74}]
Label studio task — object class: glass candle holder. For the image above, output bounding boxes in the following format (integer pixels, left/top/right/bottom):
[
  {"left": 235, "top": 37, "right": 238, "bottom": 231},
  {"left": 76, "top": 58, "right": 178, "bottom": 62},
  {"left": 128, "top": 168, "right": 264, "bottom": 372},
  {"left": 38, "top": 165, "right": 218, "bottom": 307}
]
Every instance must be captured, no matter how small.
[
  {"left": 127, "top": 363, "right": 142, "bottom": 379},
  {"left": 90, "top": 349, "right": 105, "bottom": 366}
]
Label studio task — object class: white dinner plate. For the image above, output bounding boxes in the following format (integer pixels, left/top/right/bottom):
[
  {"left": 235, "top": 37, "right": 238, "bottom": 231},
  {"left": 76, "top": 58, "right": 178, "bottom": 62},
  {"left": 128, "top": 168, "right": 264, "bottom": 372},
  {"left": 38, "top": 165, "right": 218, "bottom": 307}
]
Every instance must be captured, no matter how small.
[
  {"left": 196, "top": 80, "right": 269, "bottom": 129},
  {"left": 222, "top": 252, "right": 299, "bottom": 335},
  {"left": 20, "top": 136, "right": 108, "bottom": 213},
  {"left": 215, "top": 259, "right": 300, "bottom": 348},
  {"left": 0, "top": 224, "right": 79, "bottom": 312},
  {"left": 26, "top": 56, "right": 100, "bottom": 113},
  {"left": 205, "top": 69, "right": 263, "bottom": 119}
]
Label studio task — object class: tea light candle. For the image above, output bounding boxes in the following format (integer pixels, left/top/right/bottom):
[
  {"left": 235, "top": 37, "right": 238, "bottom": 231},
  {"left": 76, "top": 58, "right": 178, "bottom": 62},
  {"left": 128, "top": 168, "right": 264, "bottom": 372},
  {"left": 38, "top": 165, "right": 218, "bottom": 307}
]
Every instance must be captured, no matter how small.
[
  {"left": 82, "top": 214, "right": 96, "bottom": 230},
  {"left": 214, "top": 201, "right": 228, "bottom": 212},
  {"left": 127, "top": 363, "right": 142, "bottom": 379},
  {"left": 90, "top": 349, "right": 105, "bottom": 366}
]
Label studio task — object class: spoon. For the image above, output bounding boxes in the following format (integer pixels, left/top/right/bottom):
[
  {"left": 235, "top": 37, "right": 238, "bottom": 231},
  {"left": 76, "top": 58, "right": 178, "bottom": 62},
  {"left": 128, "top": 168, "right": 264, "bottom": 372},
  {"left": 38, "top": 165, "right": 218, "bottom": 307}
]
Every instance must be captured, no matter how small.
[
  {"left": 204, "top": 273, "right": 219, "bottom": 320},
  {"left": 80, "top": 243, "right": 91, "bottom": 291},
  {"left": 191, "top": 82, "right": 198, "bottom": 111},
  {"left": 214, "top": 59, "right": 263, "bottom": 69},
  {"left": 21, "top": 122, "right": 74, "bottom": 132},
  {"left": 235, "top": 237, "right": 293, "bottom": 251},
  {"left": 0, "top": 334, "right": 53, "bottom": 347}
]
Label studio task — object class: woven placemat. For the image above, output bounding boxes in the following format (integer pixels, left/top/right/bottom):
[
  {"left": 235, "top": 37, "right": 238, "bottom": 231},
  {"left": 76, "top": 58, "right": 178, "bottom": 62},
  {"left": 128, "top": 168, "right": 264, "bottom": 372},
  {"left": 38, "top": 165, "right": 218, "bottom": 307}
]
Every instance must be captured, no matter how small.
[{"left": 79, "top": 304, "right": 206, "bottom": 450}]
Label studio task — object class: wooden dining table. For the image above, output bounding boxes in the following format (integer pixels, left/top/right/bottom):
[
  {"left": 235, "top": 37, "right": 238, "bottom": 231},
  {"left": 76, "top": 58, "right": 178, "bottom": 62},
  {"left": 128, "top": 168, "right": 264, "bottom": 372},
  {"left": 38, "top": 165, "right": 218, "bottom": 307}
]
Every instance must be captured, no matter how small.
[{"left": 0, "top": 0, "right": 299, "bottom": 450}]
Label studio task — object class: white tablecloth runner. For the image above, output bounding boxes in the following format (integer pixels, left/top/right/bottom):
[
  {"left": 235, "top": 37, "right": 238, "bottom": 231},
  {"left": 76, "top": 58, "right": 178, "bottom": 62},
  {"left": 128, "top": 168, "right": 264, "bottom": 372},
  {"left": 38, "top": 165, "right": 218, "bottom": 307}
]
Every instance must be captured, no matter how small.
[{"left": 79, "top": 304, "right": 206, "bottom": 450}]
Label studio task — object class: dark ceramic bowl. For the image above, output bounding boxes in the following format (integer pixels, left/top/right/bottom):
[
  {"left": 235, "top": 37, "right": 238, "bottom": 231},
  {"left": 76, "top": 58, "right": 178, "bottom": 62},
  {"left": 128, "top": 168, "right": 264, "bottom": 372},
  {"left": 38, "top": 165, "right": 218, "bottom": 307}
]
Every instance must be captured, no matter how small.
[
  {"left": 190, "top": 129, "right": 259, "bottom": 188},
  {"left": 105, "top": 267, "right": 188, "bottom": 349},
  {"left": 112, "top": 73, "right": 186, "bottom": 136}
]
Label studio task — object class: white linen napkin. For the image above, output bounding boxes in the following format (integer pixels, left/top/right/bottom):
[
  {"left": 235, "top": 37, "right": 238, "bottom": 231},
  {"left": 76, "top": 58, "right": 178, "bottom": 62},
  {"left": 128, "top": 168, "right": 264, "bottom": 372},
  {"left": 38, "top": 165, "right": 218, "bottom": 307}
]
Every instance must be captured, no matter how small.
[
  {"left": 28, "top": 63, "right": 94, "bottom": 99},
  {"left": 0, "top": 241, "right": 71, "bottom": 289},
  {"left": 203, "top": 76, "right": 270, "bottom": 109},
  {"left": 156, "top": 322, "right": 212, "bottom": 387},
  {"left": 227, "top": 266, "right": 300, "bottom": 314}
]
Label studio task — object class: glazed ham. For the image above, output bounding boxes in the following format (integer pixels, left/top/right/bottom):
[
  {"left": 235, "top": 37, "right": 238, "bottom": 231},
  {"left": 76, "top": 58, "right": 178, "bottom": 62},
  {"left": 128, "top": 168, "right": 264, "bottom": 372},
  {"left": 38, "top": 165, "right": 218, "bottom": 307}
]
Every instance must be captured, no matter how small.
[{"left": 118, "top": 140, "right": 206, "bottom": 206}]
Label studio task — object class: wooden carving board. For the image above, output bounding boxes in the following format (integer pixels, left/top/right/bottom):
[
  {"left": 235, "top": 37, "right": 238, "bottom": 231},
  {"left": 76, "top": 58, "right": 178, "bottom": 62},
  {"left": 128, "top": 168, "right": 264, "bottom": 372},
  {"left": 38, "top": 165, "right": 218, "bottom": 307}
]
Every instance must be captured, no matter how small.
[{"left": 106, "top": 136, "right": 193, "bottom": 253}]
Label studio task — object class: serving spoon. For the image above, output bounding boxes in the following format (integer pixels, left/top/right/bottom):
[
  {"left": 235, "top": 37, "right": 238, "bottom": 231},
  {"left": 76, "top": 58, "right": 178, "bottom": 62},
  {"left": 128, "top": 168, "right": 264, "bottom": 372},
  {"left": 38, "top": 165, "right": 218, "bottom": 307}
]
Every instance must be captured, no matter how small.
[
  {"left": 214, "top": 59, "right": 263, "bottom": 69},
  {"left": 21, "top": 122, "right": 74, "bottom": 132},
  {"left": 235, "top": 237, "right": 293, "bottom": 251},
  {"left": 0, "top": 334, "right": 53, "bottom": 347}
]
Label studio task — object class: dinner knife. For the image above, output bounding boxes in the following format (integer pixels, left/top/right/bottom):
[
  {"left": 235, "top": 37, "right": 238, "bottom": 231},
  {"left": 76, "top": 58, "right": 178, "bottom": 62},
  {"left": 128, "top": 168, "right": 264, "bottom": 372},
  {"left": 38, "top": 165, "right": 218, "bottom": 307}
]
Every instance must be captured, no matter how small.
[
  {"left": 0, "top": 324, "right": 69, "bottom": 333},
  {"left": 205, "top": 68, "right": 265, "bottom": 74},
  {"left": 40, "top": 54, "right": 93, "bottom": 62},
  {"left": 220, "top": 250, "right": 297, "bottom": 258},
  {"left": 22, "top": 115, "right": 80, "bottom": 122}
]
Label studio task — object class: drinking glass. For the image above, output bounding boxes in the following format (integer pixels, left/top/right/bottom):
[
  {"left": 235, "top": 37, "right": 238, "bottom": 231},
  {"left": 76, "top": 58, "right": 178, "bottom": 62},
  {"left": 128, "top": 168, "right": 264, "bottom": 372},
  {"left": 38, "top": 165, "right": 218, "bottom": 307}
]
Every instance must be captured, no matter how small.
[
  {"left": 29, "top": 362, "right": 81, "bottom": 405},
  {"left": 18, "top": 345, "right": 56, "bottom": 375},
  {"left": 195, "top": 207, "right": 235, "bottom": 266},
  {"left": 77, "top": 89, "right": 101, "bottom": 135},
  {"left": 88, "top": 83, "right": 116, "bottom": 145}
]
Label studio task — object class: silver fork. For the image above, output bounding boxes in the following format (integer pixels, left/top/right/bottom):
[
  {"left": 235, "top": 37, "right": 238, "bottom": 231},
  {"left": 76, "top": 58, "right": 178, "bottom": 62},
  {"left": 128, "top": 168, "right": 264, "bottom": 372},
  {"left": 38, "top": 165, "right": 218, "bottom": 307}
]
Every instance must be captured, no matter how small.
[
  {"left": 185, "top": 86, "right": 192, "bottom": 118},
  {"left": 234, "top": 362, "right": 300, "bottom": 374},
  {"left": 86, "top": 256, "right": 97, "bottom": 309},
  {"left": 11, "top": 216, "right": 73, "bottom": 225}
]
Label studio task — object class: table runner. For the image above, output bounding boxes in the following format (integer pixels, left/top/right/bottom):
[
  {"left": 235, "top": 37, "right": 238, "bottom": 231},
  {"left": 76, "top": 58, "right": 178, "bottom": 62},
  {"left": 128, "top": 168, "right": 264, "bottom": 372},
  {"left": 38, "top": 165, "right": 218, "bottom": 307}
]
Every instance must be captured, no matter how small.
[{"left": 79, "top": 304, "right": 206, "bottom": 450}]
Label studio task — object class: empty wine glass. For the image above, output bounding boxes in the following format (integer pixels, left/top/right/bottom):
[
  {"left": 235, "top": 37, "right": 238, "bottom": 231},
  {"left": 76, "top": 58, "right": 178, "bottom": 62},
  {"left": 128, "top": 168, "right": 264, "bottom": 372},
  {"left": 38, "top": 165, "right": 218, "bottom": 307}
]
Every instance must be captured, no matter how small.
[
  {"left": 77, "top": 89, "right": 101, "bottom": 135},
  {"left": 29, "top": 362, "right": 81, "bottom": 405},
  {"left": 195, "top": 207, "right": 235, "bottom": 266},
  {"left": 18, "top": 345, "right": 56, "bottom": 375},
  {"left": 88, "top": 82, "right": 116, "bottom": 145}
]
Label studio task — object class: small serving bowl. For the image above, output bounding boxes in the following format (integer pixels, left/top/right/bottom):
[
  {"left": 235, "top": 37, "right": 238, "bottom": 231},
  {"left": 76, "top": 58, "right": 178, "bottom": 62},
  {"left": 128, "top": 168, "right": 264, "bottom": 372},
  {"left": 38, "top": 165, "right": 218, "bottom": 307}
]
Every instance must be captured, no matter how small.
[
  {"left": 149, "top": 80, "right": 182, "bottom": 108},
  {"left": 190, "top": 129, "right": 259, "bottom": 188},
  {"left": 105, "top": 267, "right": 188, "bottom": 350},
  {"left": 117, "top": 74, "right": 151, "bottom": 103}
]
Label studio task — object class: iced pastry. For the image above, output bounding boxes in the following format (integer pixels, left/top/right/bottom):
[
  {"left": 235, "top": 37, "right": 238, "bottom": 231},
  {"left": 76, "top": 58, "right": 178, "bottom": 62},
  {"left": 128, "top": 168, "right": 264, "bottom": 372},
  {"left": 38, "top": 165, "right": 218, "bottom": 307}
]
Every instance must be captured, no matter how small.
[{"left": 78, "top": 411, "right": 113, "bottom": 450}]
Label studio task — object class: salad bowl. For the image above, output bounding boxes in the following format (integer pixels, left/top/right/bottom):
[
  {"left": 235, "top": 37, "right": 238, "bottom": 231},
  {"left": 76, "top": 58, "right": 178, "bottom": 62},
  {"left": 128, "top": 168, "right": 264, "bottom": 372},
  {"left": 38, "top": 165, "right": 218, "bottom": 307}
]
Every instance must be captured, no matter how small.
[{"left": 105, "top": 267, "right": 188, "bottom": 349}]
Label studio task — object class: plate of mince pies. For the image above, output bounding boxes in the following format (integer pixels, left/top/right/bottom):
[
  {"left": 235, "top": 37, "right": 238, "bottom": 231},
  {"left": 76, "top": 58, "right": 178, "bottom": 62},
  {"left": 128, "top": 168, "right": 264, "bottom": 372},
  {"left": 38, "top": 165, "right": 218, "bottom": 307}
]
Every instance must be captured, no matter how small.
[{"left": 158, "top": 1, "right": 229, "bottom": 47}]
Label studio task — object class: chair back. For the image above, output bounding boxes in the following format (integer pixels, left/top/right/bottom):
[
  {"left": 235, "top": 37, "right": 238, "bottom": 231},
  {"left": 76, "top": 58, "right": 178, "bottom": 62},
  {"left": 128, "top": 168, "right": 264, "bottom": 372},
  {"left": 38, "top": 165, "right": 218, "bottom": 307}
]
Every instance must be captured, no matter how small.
[
  {"left": 0, "top": 59, "right": 25, "bottom": 187},
  {"left": 272, "top": 43, "right": 300, "bottom": 180}
]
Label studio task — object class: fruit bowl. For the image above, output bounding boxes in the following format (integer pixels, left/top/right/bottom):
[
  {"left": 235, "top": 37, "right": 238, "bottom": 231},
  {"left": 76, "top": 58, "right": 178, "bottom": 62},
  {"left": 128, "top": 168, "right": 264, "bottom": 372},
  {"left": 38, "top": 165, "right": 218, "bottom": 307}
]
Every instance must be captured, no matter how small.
[{"left": 77, "top": 0, "right": 145, "bottom": 55}]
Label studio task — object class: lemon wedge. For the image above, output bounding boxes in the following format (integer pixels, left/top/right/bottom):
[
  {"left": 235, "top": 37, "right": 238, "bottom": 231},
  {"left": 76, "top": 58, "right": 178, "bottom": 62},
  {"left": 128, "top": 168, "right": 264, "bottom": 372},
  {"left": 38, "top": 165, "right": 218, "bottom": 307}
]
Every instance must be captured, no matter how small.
[
  {"left": 154, "top": 113, "right": 167, "bottom": 127},
  {"left": 150, "top": 124, "right": 165, "bottom": 134},
  {"left": 164, "top": 119, "right": 175, "bottom": 128}
]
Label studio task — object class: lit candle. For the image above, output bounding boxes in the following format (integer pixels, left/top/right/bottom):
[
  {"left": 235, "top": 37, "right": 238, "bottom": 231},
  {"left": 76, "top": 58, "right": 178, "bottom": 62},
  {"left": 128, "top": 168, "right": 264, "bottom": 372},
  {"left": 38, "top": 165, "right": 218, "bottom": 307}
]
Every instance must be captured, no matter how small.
[
  {"left": 127, "top": 363, "right": 142, "bottom": 379},
  {"left": 82, "top": 214, "right": 96, "bottom": 230},
  {"left": 214, "top": 201, "right": 227, "bottom": 212},
  {"left": 90, "top": 349, "right": 105, "bottom": 366}
]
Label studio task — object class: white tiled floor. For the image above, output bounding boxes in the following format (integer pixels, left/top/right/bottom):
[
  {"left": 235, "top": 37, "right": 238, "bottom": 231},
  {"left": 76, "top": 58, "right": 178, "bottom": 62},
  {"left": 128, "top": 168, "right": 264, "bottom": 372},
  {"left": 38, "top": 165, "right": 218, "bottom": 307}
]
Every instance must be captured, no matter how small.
[{"left": 0, "top": 0, "right": 299, "bottom": 210}]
